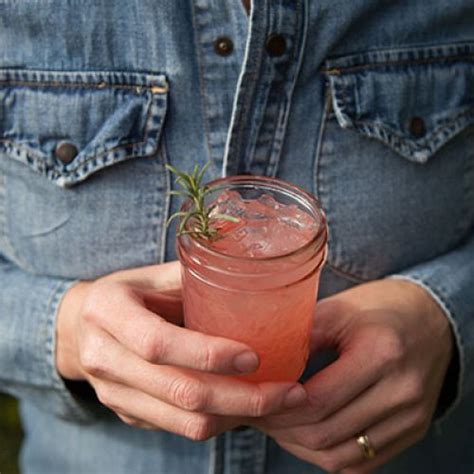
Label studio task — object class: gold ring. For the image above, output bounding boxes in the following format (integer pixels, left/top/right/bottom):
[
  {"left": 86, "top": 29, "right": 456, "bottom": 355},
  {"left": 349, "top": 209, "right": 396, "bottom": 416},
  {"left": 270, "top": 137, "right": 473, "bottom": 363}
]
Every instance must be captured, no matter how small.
[{"left": 356, "top": 434, "right": 376, "bottom": 460}]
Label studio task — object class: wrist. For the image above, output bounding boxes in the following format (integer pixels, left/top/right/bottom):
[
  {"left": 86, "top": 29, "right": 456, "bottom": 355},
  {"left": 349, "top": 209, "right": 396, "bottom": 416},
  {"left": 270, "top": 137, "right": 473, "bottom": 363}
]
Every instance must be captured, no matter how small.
[
  {"left": 56, "top": 280, "right": 91, "bottom": 380},
  {"left": 386, "top": 278, "right": 454, "bottom": 358}
]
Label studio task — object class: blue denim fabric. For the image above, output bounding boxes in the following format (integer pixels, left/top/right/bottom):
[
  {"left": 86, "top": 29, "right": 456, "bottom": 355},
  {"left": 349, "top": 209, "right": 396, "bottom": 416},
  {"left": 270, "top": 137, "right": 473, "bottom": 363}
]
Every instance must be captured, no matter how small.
[{"left": 0, "top": 0, "right": 473, "bottom": 472}]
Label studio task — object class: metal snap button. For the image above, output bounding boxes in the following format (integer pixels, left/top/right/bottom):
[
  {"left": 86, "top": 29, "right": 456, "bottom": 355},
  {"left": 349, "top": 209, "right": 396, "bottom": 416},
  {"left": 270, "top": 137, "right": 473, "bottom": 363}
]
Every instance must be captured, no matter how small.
[
  {"left": 55, "top": 142, "right": 79, "bottom": 164},
  {"left": 214, "top": 36, "right": 234, "bottom": 56},
  {"left": 409, "top": 117, "right": 426, "bottom": 138},
  {"left": 265, "top": 34, "right": 286, "bottom": 57}
]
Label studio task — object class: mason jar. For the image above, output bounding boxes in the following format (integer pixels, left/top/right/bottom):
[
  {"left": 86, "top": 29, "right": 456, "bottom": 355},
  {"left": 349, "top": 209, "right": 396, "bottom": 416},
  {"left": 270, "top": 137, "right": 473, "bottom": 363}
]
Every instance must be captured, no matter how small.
[{"left": 177, "top": 176, "right": 328, "bottom": 382}]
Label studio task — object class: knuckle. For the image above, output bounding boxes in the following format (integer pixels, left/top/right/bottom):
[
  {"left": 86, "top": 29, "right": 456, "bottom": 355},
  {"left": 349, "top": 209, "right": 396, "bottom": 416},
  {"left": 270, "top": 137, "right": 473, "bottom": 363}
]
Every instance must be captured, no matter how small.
[
  {"left": 81, "top": 282, "right": 121, "bottom": 325},
  {"left": 249, "top": 390, "right": 271, "bottom": 417},
  {"left": 169, "top": 377, "right": 208, "bottom": 412},
  {"left": 377, "top": 330, "right": 405, "bottom": 368},
  {"left": 309, "top": 430, "right": 332, "bottom": 450},
  {"left": 80, "top": 346, "right": 106, "bottom": 377},
  {"left": 95, "top": 384, "right": 113, "bottom": 408},
  {"left": 139, "top": 328, "right": 166, "bottom": 362},
  {"left": 198, "top": 345, "right": 220, "bottom": 372},
  {"left": 403, "top": 375, "right": 425, "bottom": 405},
  {"left": 307, "top": 392, "right": 328, "bottom": 417},
  {"left": 81, "top": 306, "right": 97, "bottom": 325},
  {"left": 81, "top": 296, "right": 100, "bottom": 325},
  {"left": 83, "top": 281, "right": 130, "bottom": 318},
  {"left": 410, "top": 405, "right": 431, "bottom": 430},
  {"left": 81, "top": 283, "right": 107, "bottom": 317},
  {"left": 183, "top": 414, "right": 215, "bottom": 441}
]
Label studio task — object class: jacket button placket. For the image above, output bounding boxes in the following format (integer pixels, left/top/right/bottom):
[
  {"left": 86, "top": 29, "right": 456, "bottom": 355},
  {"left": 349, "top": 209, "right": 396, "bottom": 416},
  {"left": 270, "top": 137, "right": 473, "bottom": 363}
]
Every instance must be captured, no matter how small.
[
  {"left": 191, "top": 0, "right": 248, "bottom": 174},
  {"left": 223, "top": 0, "right": 307, "bottom": 178}
]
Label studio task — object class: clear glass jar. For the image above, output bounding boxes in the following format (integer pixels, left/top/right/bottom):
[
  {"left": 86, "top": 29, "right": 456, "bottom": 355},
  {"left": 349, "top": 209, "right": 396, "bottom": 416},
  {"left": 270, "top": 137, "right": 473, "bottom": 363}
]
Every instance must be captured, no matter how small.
[{"left": 177, "top": 176, "right": 327, "bottom": 382}]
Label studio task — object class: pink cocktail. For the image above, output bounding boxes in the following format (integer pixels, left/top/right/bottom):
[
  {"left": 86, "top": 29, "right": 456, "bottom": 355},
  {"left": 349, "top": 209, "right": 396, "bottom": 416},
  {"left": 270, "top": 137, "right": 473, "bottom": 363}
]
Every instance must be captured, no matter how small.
[{"left": 177, "top": 176, "right": 327, "bottom": 383}]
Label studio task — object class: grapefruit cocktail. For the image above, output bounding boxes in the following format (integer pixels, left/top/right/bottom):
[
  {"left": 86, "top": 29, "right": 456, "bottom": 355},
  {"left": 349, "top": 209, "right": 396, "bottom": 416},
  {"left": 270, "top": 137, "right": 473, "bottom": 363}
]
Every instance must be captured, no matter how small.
[{"left": 177, "top": 176, "right": 327, "bottom": 383}]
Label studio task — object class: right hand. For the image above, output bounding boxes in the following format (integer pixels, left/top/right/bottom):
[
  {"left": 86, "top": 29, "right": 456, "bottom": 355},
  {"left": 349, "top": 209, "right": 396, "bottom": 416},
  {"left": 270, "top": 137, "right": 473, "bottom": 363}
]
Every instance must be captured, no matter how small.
[{"left": 56, "top": 261, "right": 307, "bottom": 440}]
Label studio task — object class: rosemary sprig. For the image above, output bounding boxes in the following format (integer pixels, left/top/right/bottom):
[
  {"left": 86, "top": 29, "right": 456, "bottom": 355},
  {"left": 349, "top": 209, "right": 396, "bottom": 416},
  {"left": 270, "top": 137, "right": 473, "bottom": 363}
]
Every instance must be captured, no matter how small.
[{"left": 166, "top": 162, "right": 239, "bottom": 239}]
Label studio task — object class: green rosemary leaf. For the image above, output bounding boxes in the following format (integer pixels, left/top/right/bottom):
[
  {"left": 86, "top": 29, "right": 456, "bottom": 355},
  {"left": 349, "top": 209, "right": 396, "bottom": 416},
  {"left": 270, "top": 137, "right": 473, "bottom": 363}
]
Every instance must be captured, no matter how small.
[
  {"left": 192, "top": 164, "right": 199, "bottom": 180},
  {"left": 176, "top": 173, "right": 193, "bottom": 189},
  {"left": 166, "top": 164, "right": 192, "bottom": 185},
  {"left": 168, "top": 190, "right": 186, "bottom": 197},
  {"left": 165, "top": 163, "right": 179, "bottom": 175},
  {"left": 167, "top": 165, "right": 194, "bottom": 190},
  {"left": 210, "top": 214, "right": 240, "bottom": 223},
  {"left": 196, "top": 161, "right": 211, "bottom": 185},
  {"left": 178, "top": 213, "right": 193, "bottom": 235},
  {"left": 166, "top": 211, "right": 189, "bottom": 227},
  {"left": 166, "top": 162, "right": 239, "bottom": 239}
]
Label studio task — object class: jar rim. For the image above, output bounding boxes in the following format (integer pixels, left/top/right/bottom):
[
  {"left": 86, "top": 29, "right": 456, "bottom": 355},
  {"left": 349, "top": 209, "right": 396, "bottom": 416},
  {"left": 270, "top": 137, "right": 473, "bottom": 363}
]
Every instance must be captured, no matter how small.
[{"left": 177, "top": 175, "right": 328, "bottom": 262}]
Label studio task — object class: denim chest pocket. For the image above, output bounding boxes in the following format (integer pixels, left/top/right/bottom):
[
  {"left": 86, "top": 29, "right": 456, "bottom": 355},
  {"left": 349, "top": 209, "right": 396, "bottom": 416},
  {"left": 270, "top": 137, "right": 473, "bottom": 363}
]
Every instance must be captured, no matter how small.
[
  {"left": 0, "top": 69, "right": 170, "bottom": 279},
  {"left": 0, "top": 69, "right": 168, "bottom": 186},
  {"left": 316, "top": 43, "right": 474, "bottom": 281}
]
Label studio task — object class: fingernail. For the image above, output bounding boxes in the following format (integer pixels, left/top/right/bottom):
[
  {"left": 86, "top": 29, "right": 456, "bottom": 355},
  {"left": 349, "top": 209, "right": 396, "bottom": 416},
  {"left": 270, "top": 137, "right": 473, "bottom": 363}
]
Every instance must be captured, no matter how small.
[
  {"left": 233, "top": 351, "right": 260, "bottom": 373},
  {"left": 283, "top": 385, "right": 308, "bottom": 408}
]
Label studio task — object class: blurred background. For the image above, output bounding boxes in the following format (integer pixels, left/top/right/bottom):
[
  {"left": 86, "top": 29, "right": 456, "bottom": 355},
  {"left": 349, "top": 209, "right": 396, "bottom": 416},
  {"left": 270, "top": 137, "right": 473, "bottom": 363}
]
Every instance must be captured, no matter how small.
[{"left": 0, "top": 393, "right": 22, "bottom": 474}]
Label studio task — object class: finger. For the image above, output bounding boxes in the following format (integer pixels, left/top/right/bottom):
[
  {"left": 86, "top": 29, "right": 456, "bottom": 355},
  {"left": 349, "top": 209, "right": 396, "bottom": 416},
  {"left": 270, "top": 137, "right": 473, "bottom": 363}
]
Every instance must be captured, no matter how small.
[
  {"left": 105, "top": 260, "right": 182, "bottom": 292},
  {"left": 257, "top": 349, "right": 383, "bottom": 429},
  {"left": 266, "top": 373, "right": 417, "bottom": 449},
  {"left": 326, "top": 404, "right": 430, "bottom": 471},
  {"left": 340, "top": 429, "right": 426, "bottom": 474},
  {"left": 309, "top": 296, "right": 354, "bottom": 354},
  {"left": 303, "top": 331, "right": 389, "bottom": 421},
  {"left": 92, "top": 378, "right": 238, "bottom": 440},
  {"left": 304, "top": 306, "right": 389, "bottom": 423},
  {"left": 85, "top": 284, "right": 261, "bottom": 375},
  {"left": 84, "top": 331, "right": 307, "bottom": 416},
  {"left": 274, "top": 405, "right": 428, "bottom": 473},
  {"left": 141, "top": 289, "right": 183, "bottom": 325}
]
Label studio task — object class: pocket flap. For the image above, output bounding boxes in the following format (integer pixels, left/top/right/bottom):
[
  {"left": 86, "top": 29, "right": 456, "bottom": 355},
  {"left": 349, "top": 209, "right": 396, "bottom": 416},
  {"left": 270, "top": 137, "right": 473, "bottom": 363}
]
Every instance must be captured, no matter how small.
[
  {"left": 324, "top": 43, "right": 474, "bottom": 163},
  {"left": 0, "top": 69, "right": 168, "bottom": 186}
]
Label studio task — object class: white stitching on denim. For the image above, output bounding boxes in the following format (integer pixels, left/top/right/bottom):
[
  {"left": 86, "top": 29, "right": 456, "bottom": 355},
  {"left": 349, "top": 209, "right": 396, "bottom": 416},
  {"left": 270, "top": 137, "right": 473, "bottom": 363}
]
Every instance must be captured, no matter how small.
[
  {"left": 349, "top": 107, "right": 474, "bottom": 161},
  {"left": 222, "top": 0, "right": 255, "bottom": 177},
  {"left": 321, "top": 53, "right": 474, "bottom": 75},
  {"left": 0, "top": 79, "right": 168, "bottom": 93},
  {"left": 0, "top": 91, "right": 167, "bottom": 185}
]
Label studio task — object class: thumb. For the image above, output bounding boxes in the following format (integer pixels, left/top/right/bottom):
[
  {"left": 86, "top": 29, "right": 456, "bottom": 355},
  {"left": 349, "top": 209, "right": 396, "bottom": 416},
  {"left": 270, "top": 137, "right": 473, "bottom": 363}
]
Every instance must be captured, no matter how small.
[
  {"left": 310, "top": 295, "right": 355, "bottom": 354},
  {"left": 103, "top": 261, "right": 183, "bottom": 324},
  {"left": 105, "top": 260, "right": 182, "bottom": 292}
]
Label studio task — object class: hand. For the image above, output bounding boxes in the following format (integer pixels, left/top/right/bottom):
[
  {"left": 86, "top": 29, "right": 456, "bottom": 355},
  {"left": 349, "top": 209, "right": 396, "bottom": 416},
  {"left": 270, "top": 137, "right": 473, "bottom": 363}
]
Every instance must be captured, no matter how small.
[
  {"left": 56, "top": 261, "right": 307, "bottom": 439},
  {"left": 252, "top": 279, "right": 453, "bottom": 473}
]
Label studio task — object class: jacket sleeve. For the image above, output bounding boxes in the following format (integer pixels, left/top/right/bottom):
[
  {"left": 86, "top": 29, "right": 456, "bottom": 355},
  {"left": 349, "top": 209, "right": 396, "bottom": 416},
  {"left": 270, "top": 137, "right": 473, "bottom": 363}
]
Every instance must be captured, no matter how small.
[
  {"left": 0, "top": 255, "right": 95, "bottom": 422},
  {"left": 389, "top": 231, "right": 474, "bottom": 422}
]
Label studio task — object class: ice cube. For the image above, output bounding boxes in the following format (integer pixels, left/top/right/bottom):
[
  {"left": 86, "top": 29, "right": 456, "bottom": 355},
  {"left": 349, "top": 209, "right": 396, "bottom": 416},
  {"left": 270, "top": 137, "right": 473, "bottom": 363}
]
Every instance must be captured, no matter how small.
[
  {"left": 207, "top": 190, "right": 318, "bottom": 258},
  {"left": 258, "top": 194, "right": 281, "bottom": 210},
  {"left": 212, "top": 190, "right": 247, "bottom": 218}
]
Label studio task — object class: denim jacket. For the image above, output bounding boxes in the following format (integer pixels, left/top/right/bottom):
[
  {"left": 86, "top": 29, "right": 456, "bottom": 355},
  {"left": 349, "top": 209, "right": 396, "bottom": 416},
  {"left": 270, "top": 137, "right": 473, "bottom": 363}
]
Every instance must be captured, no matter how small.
[{"left": 1, "top": 1, "right": 473, "bottom": 473}]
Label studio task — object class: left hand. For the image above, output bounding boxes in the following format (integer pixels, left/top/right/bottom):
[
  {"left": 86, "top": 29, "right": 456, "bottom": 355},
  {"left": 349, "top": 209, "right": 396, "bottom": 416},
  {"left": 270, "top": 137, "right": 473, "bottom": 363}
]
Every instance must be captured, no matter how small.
[{"left": 250, "top": 279, "right": 454, "bottom": 473}]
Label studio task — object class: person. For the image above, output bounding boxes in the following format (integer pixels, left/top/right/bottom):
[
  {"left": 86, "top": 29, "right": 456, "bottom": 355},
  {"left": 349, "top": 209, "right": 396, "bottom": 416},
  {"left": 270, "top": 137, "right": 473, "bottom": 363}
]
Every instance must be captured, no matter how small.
[{"left": 0, "top": 1, "right": 473, "bottom": 472}]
